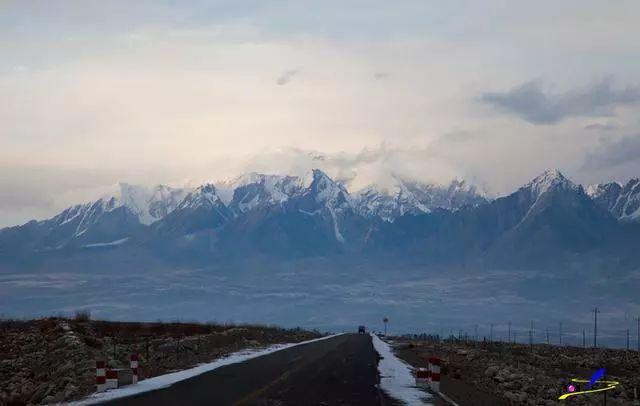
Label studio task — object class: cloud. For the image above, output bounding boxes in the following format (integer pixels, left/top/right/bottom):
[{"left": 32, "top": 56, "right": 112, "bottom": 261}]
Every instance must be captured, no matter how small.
[
  {"left": 276, "top": 69, "right": 299, "bottom": 85},
  {"left": 583, "top": 134, "right": 640, "bottom": 170},
  {"left": 373, "top": 71, "right": 390, "bottom": 80},
  {"left": 233, "top": 145, "right": 464, "bottom": 194},
  {"left": 584, "top": 123, "right": 617, "bottom": 131},
  {"left": 481, "top": 78, "right": 640, "bottom": 124}
]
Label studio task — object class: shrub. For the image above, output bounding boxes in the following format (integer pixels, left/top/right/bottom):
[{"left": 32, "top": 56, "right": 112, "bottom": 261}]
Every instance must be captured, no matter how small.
[{"left": 74, "top": 310, "right": 91, "bottom": 322}]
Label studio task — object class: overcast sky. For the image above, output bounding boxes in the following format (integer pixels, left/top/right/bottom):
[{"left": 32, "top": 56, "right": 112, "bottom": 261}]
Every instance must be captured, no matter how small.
[{"left": 2, "top": 1, "right": 640, "bottom": 227}]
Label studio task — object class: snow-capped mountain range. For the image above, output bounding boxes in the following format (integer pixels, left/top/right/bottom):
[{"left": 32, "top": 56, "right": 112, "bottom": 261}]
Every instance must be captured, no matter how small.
[
  {"left": 2, "top": 169, "right": 640, "bottom": 269},
  {"left": 68, "top": 170, "right": 481, "bottom": 228}
]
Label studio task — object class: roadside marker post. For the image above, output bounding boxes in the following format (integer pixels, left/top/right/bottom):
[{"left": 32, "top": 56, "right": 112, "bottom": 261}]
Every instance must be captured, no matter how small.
[
  {"left": 415, "top": 367, "right": 430, "bottom": 388},
  {"left": 429, "top": 357, "right": 441, "bottom": 392},
  {"left": 96, "top": 360, "right": 107, "bottom": 392},
  {"left": 130, "top": 354, "right": 139, "bottom": 384},
  {"left": 106, "top": 369, "right": 118, "bottom": 390}
]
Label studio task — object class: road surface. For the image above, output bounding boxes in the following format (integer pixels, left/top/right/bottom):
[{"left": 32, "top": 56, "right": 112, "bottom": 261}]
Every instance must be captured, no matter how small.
[{"left": 101, "top": 333, "right": 398, "bottom": 406}]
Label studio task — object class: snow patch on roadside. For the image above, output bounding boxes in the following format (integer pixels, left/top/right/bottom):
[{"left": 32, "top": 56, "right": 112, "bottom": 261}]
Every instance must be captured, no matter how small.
[
  {"left": 73, "top": 333, "right": 344, "bottom": 405},
  {"left": 371, "top": 333, "right": 432, "bottom": 405}
]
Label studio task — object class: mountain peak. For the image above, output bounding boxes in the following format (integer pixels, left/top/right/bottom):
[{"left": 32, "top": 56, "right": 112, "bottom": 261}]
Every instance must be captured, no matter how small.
[
  {"left": 177, "top": 183, "right": 221, "bottom": 210},
  {"left": 308, "top": 169, "right": 347, "bottom": 198},
  {"left": 311, "top": 168, "right": 332, "bottom": 182},
  {"left": 196, "top": 183, "right": 217, "bottom": 193},
  {"left": 294, "top": 169, "right": 353, "bottom": 216},
  {"left": 525, "top": 169, "right": 578, "bottom": 198}
]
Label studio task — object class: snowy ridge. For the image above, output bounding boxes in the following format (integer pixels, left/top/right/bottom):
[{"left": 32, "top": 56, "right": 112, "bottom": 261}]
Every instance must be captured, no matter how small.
[
  {"left": 177, "top": 184, "right": 222, "bottom": 210},
  {"left": 218, "top": 173, "right": 304, "bottom": 213},
  {"left": 300, "top": 170, "right": 354, "bottom": 242},
  {"left": 95, "top": 183, "right": 189, "bottom": 226},
  {"left": 53, "top": 183, "right": 188, "bottom": 238},
  {"left": 306, "top": 169, "right": 354, "bottom": 211},
  {"left": 588, "top": 178, "right": 640, "bottom": 221},
  {"left": 355, "top": 177, "right": 485, "bottom": 222},
  {"left": 68, "top": 197, "right": 120, "bottom": 238},
  {"left": 509, "top": 169, "right": 580, "bottom": 230},
  {"left": 617, "top": 179, "right": 640, "bottom": 220},
  {"left": 522, "top": 169, "right": 579, "bottom": 200}
]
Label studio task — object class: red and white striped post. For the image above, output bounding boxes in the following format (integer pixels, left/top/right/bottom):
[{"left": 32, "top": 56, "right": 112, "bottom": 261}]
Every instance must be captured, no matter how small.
[
  {"left": 96, "top": 360, "right": 107, "bottom": 392},
  {"left": 428, "top": 357, "right": 441, "bottom": 392},
  {"left": 130, "top": 354, "right": 139, "bottom": 384},
  {"left": 415, "top": 367, "right": 430, "bottom": 388},
  {"left": 106, "top": 369, "right": 118, "bottom": 390}
]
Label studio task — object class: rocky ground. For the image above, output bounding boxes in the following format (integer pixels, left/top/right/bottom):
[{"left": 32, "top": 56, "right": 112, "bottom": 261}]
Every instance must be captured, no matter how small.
[
  {"left": 393, "top": 336, "right": 640, "bottom": 406},
  {"left": 0, "top": 317, "right": 319, "bottom": 405}
]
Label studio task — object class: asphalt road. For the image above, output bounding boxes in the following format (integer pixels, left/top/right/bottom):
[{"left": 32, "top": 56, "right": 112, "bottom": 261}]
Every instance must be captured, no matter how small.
[{"left": 101, "top": 333, "right": 397, "bottom": 406}]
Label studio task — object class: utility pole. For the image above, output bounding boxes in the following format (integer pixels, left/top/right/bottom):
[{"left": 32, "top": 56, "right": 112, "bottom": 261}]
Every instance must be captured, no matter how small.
[
  {"left": 583, "top": 328, "right": 586, "bottom": 348},
  {"left": 383, "top": 317, "right": 389, "bottom": 337},
  {"left": 529, "top": 320, "right": 534, "bottom": 351},
  {"left": 508, "top": 321, "right": 511, "bottom": 343},
  {"left": 474, "top": 325, "right": 478, "bottom": 342},
  {"left": 514, "top": 330, "right": 517, "bottom": 344},
  {"left": 594, "top": 307, "right": 600, "bottom": 348},
  {"left": 636, "top": 317, "right": 640, "bottom": 351},
  {"left": 490, "top": 323, "right": 494, "bottom": 342},
  {"left": 627, "top": 328, "right": 630, "bottom": 350},
  {"left": 559, "top": 322, "right": 563, "bottom": 345},
  {"left": 546, "top": 328, "right": 550, "bottom": 345}
]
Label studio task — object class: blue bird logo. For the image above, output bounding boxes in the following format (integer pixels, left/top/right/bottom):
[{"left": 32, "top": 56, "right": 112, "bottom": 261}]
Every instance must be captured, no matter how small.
[{"left": 588, "top": 368, "right": 606, "bottom": 388}]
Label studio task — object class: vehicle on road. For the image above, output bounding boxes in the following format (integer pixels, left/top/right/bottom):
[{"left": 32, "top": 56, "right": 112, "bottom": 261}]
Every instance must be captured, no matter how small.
[{"left": 358, "top": 325, "right": 366, "bottom": 334}]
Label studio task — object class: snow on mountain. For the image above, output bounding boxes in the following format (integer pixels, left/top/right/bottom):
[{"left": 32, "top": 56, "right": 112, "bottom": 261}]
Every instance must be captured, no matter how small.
[
  {"left": 303, "top": 169, "right": 354, "bottom": 212},
  {"left": 355, "top": 181, "right": 428, "bottom": 222},
  {"left": 147, "top": 185, "right": 190, "bottom": 222},
  {"left": 34, "top": 183, "right": 188, "bottom": 244},
  {"left": 217, "top": 173, "right": 304, "bottom": 213},
  {"left": 516, "top": 169, "right": 582, "bottom": 214},
  {"left": 176, "top": 184, "right": 223, "bottom": 210},
  {"left": 522, "top": 169, "right": 579, "bottom": 199},
  {"left": 588, "top": 179, "right": 640, "bottom": 221},
  {"left": 355, "top": 177, "right": 486, "bottom": 222},
  {"left": 111, "top": 183, "right": 188, "bottom": 225},
  {"left": 294, "top": 170, "right": 354, "bottom": 242},
  {"left": 153, "top": 184, "right": 234, "bottom": 234},
  {"left": 52, "top": 197, "right": 123, "bottom": 239},
  {"left": 510, "top": 169, "right": 581, "bottom": 225}
]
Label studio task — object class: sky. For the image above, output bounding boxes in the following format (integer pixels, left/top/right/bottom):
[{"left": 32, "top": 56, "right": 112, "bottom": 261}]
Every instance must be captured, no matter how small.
[{"left": 2, "top": 1, "right": 640, "bottom": 227}]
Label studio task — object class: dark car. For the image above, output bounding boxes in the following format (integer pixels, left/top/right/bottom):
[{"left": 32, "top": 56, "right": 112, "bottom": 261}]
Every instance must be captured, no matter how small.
[{"left": 358, "top": 325, "right": 366, "bottom": 334}]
